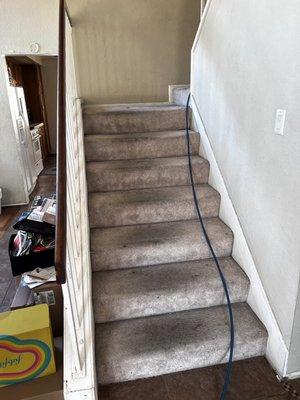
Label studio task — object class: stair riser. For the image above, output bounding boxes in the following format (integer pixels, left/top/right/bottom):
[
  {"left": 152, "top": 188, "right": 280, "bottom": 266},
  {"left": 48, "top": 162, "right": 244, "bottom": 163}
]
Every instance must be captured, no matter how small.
[
  {"left": 83, "top": 109, "right": 186, "bottom": 135},
  {"left": 89, "top": 187, "right": 220, "bottom": 228},
  {"left": 85, "top": 132, "right": 199, "bottom": 161},
  {"left": 91, "top": 219, "right": 233, "bottom": 272},
  {"left": 96, "top": 304, "right": 267, "bottom": 384},
  {"left": 93, "top": 259, "right": 250, "bottom": 323},
  {"left": 87, "top": 159, "right": 209, "bottom": 192}
]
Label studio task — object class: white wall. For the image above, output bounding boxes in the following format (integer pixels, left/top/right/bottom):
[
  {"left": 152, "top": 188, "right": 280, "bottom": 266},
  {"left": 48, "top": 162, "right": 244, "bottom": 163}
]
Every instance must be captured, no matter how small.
[
  {"left": 41, "top": 57, "right": 58, "bottom": 154},
  {"left": 0, "top": 0, "right": 58, "bottom": 205},
  {"left": 191, "top": 0, "right": 300, "bottom": 370}
]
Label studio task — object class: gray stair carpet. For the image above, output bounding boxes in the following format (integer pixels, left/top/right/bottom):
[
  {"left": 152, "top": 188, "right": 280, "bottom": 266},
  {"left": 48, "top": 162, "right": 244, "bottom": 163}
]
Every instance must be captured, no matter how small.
[
  {"left": 89, "top": 184, "right": 220, "bottom": 228},
  {"left": 84, "top": 102, "right": 268, "bottom": 384},
  {"left": 83, "top": 103, "right": 186, "bottom": 134},
  {"left": 85, "top": 130, "right": 199, "bottom": 161},
  {"left": 86, "top": 156, "right": 209, "bottom": 193},
  {"left": 96, "top": 303, "right": 267, "bottom": 384},
  {"left": 92, "top": 257, "right": 249, "bottom": 323},
  {"left": 90, "top": 218, "right": 234, "bottom": 271}
]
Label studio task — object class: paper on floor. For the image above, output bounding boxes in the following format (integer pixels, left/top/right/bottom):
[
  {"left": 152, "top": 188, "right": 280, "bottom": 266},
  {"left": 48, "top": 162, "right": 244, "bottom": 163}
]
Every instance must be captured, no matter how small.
[{"left": 22, "top": 266, "right": 56, "bottom": 289}]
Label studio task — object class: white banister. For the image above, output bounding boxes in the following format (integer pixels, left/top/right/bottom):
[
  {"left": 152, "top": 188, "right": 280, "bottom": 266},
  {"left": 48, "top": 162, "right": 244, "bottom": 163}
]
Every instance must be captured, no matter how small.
[{"left": 62, "top": 14, "right": 98, "bottom": 400}]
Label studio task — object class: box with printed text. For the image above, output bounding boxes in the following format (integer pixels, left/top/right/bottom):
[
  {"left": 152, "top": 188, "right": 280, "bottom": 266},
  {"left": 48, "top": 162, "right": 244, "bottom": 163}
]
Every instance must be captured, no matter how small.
[{"left": 0, "top": 304, "right": 56, "bottom": 387}]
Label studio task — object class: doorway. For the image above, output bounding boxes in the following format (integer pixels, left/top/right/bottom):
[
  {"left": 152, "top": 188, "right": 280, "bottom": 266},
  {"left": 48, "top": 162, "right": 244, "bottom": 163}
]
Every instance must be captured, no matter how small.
[{"left": 5, "top": 55, "right": 57, "bottom": 197}]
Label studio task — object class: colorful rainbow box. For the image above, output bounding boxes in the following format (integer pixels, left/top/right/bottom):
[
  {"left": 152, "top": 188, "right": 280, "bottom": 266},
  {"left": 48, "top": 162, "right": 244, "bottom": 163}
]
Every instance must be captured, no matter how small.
[{"left": 0, "top": 304, "right": 56, "bottom": 387}]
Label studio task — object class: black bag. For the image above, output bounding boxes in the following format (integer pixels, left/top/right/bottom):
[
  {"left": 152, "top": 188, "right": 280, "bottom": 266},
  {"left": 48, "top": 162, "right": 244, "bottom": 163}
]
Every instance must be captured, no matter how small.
[
  {"left": 13, "top": 211, "right": 55, "bottom": 236},
  {"left": 9, "top": 234, "right": 55, "bottom": 276}
]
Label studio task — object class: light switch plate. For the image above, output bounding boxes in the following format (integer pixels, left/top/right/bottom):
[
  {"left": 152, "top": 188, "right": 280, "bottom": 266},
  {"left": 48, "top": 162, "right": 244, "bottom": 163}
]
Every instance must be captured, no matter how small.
[{"left": 274, "top": 109, "right": 286, "bottom": 135}]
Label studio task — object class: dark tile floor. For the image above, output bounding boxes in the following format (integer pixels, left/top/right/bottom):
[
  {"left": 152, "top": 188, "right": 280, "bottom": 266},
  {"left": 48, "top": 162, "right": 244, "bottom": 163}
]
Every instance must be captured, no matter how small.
[
  {"left": 41, "top": 155, "right": 56, "bottom": 176},
  {"left": 289, "top": 379, "right": 300, "bottom": 396},
  {"left": 0, "top": 174, "right": 56, "bottom": 312},
  {"left": 99, "top": 357, "right": 300, "bottom": 400}
]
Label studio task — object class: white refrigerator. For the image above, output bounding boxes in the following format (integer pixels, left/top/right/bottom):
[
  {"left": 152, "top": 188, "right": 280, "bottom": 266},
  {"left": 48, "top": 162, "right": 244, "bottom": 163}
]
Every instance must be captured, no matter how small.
[{"left": 10, "top": 86, "right": 38, "bottom": 196}]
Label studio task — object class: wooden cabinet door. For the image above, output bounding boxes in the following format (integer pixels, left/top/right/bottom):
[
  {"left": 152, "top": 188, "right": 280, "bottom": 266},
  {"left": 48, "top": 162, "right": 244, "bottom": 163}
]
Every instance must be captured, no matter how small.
[{"left": 36, "top": 66, "right": 52, "bottom": 158}]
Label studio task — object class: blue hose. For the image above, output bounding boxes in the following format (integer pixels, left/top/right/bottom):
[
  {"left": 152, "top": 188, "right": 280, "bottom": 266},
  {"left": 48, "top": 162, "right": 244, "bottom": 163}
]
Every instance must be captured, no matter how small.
[{"left": 185, "top": 93, "right": 234, "bottom": 400}]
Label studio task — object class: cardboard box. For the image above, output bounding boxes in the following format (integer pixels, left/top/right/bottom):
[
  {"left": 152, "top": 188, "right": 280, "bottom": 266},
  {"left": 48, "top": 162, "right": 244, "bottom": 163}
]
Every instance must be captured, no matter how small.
[
  {"left": 32, "top": 282, "right": 63, "bottom": 338},
  {"left": 10, "top": 281, "right": 63, "bottom": 338},
  {"left": 0, "top": 337, "right": 63, "bottom": 400},
  {"left": 0, "top": 304, "right": 56, "bottom": 387}
]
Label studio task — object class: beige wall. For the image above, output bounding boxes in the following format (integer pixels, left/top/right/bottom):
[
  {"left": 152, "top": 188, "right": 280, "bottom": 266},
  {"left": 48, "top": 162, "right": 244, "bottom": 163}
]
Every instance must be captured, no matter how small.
[
  {"left": 68, "top": 0, "right": 200, "bottom": 104},
  {"left": 191, "top": 0, "right": 300, "bottom": 371}
]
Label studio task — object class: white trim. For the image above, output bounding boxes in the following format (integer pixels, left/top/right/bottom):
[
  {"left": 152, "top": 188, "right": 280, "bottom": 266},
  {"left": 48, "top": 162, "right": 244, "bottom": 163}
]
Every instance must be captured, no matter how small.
[
  {"left": 190, "top": 0, "right": 214, "bottom": 109},
  {"left": 285, "top": 370, "right": 300, "bottom": 380},
  {"left": 192, "top": 0, "right": 213, "bottom": 54},
  {"left": 190, "top": 94, "right": 288, "bottom": 377}
]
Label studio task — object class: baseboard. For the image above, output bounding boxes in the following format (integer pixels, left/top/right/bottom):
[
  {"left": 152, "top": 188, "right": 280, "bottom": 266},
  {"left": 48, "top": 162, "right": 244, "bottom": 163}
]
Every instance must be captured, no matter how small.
[
  {"left": 190, "top": 93, "right": 288, "bottom": 377},
  {"left": 285, "top": 371, "right": 300, "bottom": 380}
]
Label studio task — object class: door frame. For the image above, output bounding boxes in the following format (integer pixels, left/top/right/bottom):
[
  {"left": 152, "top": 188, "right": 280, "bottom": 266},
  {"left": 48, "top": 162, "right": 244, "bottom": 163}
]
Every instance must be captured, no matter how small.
[{"left": 2, "top": 53, "right": 57, "bottom": 205}]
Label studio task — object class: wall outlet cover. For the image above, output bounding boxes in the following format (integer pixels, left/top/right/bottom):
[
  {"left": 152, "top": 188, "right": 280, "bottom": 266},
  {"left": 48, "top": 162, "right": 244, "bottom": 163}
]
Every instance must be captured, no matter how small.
[{"left": 274, "top": 109, "right": 286, "bottom": 135}]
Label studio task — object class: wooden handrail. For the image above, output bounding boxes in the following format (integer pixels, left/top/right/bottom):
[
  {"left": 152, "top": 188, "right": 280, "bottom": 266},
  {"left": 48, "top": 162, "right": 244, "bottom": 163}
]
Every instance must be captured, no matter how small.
[{"left": 55, "top": 0, "right": 66, "bottom": 284}]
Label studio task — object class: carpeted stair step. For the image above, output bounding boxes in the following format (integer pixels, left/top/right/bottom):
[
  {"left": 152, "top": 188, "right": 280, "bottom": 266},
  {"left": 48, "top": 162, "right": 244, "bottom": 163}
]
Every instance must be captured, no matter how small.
[
  {"left": 89, "top": 184, "right": 220, "bottom": 228},
  {"left": 86, "top": 156, "right": 209, "bottom": 192},
  {"left": 90, "top": 218, "right": 233, "bottom": 271},
  {"left": 92, "top": 257, "right": 249, "bottom": 323},
  {"left": 85, "top": 130, "right": 199, "bottom": 162},
  {"left": 83, "top": 103, "right": 186, "bottom": 135},
  {"left": 85, "top": 100, "right": 269, "bottom": 385},
  {"left": 95, "top": 302, "right": 268, "bottom": 384}
]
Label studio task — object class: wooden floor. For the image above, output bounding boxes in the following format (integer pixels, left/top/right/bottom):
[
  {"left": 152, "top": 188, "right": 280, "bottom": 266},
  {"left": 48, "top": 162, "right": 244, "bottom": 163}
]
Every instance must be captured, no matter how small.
[{"left": 99, "top": 357, "right": 300, "bottom": 400}]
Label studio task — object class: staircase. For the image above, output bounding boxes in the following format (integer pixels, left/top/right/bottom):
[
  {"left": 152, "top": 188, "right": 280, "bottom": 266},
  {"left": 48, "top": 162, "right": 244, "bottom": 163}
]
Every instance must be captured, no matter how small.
[{"left": 83, "top": 102, "right": 268, "bottom": 385}]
